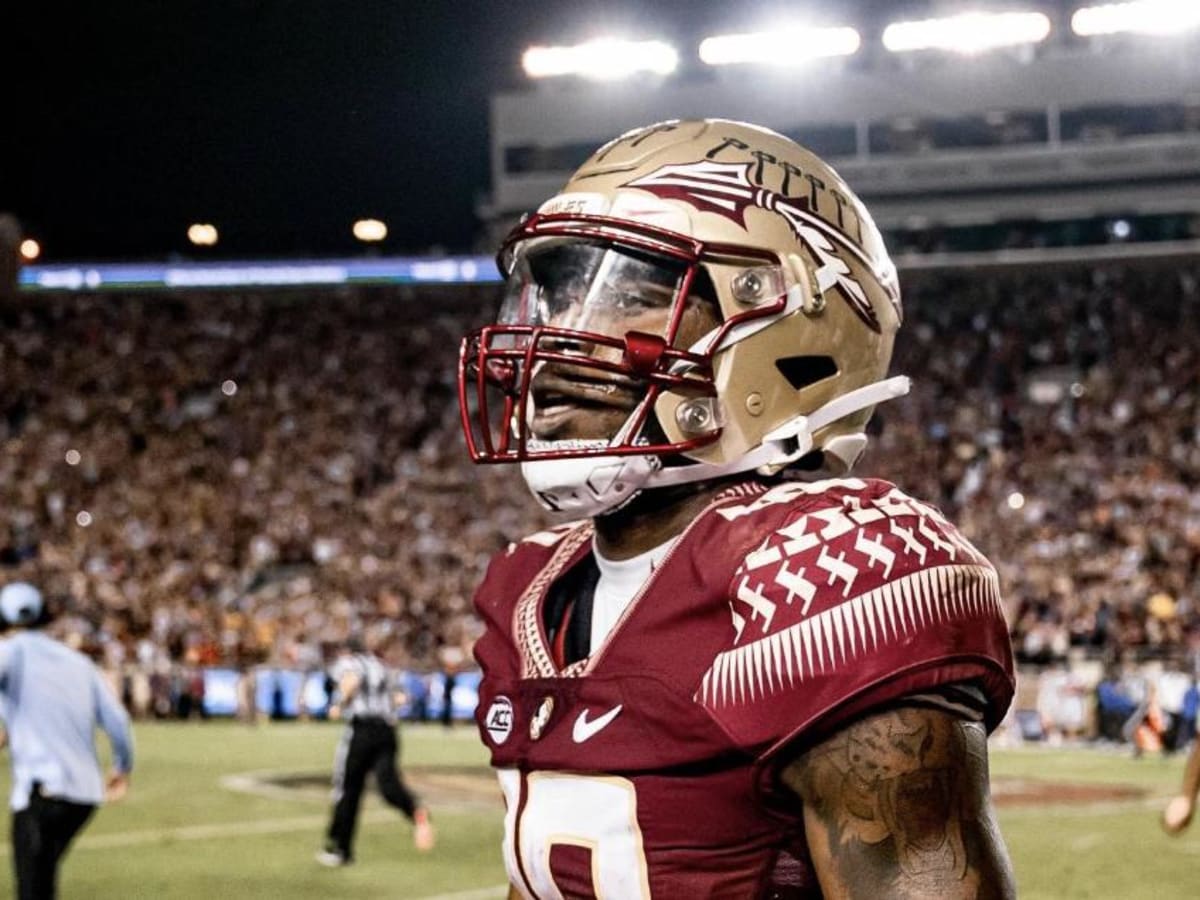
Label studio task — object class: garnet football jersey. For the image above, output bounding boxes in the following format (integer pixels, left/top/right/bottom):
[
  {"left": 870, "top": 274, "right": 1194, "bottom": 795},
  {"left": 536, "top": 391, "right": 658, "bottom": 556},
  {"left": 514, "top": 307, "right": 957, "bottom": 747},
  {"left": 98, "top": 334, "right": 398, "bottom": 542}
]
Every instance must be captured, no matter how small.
[{"left": 473, "top": 478, "right": 1014, "bottom": 899}]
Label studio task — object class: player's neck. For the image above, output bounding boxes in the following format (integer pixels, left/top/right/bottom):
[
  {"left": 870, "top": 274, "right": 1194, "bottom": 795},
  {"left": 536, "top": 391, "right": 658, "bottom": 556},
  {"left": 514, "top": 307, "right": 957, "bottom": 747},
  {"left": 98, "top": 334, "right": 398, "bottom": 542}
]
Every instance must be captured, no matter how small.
[{"left": 592, "top": 480, "right": 730, "bottom": 560}]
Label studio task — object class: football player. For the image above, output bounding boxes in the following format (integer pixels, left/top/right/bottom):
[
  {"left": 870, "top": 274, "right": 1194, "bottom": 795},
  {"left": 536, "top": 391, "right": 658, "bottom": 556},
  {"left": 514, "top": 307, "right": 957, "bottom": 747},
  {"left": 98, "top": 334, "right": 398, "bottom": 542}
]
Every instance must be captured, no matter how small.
[{"left": 459, "top": 119, "right": 1016, "bottom": 898}]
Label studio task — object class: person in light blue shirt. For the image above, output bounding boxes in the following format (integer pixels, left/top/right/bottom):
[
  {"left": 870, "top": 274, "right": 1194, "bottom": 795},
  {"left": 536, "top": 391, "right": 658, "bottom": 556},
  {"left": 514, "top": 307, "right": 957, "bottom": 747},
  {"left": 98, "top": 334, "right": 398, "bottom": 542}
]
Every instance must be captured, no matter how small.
[{"left": 0, "top": 581, "right": 134, "bottom": 900}]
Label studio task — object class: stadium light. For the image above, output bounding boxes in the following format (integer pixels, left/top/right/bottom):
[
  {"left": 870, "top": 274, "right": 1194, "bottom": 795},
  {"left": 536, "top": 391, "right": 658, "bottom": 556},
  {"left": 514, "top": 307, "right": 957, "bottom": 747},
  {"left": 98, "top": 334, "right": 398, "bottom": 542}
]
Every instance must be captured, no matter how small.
[
  {"left": 1108, "top": 218, "right": 1134, "bottom": 240},
  {"left": 1072, "top": 2, "right": 1200, "bottom": 36},
  {"left": 187, "top": 223, "right": 219, "bottom": 247},
  {"left": 522, "top": 38, "right": 679, "bottom": 81},
  {"left": 352, "top": 218, "right": 388, "bottom": 242},
  {"left": 19, "top": 238, "right": 40, "bottom": 261},
  {"left": 882, "top": 11, "right": 1052, "bottom": 54},
  {"left": 699, "top": 24, "right": 861, "bottom": 66}
]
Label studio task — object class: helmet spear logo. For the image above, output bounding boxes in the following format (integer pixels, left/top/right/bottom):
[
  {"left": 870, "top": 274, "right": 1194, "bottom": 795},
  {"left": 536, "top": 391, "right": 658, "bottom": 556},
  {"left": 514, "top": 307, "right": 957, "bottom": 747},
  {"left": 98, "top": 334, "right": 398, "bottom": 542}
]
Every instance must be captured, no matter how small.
[{"left": 624, "top": 160, "right": 881, "bottom": 332}]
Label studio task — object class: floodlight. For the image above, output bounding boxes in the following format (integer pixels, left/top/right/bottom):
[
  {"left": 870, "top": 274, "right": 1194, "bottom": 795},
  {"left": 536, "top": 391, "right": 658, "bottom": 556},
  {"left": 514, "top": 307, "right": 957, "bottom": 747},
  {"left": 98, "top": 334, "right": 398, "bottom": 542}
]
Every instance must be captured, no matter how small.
[
  {"left": 1072, "top": 2, "right": 1200, "bottom": 37},
  {"left": 522, "top": 38, "right": 678, "bottom": 80},
  {"left": 883, "top": 11, "right": 1052, "bottom": 53},
  {"left": 187, "top": 223, "right": 219, "bottom": 247},
  {"left": 18, "top": 238, "right": 40, "bottom": 261},
  {"left": 699, "top": 25, "right": 861, "bottom": 66},
  {"left": 353, "top": 219, "right": 388, "bottom": 242}
]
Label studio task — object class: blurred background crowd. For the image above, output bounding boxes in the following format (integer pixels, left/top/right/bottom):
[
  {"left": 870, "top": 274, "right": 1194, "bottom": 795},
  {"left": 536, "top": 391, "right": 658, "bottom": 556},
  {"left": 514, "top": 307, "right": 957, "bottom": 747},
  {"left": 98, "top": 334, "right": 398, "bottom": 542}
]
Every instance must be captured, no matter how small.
[
  {"left": 0, "top": 285, "right": 540, "bottom": 696},
  {"left": 881, "top": 260, "right": 1200, "bottom": 667},
  {"left": 1, "top": 258, "right": 1198, "bottom": 736}
]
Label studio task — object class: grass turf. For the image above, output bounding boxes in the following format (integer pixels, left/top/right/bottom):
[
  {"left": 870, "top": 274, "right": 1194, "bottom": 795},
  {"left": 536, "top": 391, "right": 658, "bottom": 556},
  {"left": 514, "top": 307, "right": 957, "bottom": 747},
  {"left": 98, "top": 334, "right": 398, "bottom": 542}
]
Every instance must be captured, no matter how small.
[{"left": 0, "top": 721, "right": 1195, "bottom": 898}]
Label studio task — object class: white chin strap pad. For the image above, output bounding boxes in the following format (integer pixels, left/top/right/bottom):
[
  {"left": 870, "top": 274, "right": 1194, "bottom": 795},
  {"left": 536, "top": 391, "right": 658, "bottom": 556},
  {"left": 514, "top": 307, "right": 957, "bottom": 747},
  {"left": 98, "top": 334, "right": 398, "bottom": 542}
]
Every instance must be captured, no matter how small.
[{"left": 521, "top": 454, "right": 661, "bottom": 517}]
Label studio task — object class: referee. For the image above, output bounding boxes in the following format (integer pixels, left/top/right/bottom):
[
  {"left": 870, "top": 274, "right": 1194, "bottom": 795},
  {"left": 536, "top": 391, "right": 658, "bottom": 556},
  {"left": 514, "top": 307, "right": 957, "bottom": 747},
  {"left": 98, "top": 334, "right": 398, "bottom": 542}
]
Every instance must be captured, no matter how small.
[
  {"left": 317, "top": 636, "right": 433, "bottom": 866},
  {"left": 0, "top": 582, "right": 134, "bottom": 899}
]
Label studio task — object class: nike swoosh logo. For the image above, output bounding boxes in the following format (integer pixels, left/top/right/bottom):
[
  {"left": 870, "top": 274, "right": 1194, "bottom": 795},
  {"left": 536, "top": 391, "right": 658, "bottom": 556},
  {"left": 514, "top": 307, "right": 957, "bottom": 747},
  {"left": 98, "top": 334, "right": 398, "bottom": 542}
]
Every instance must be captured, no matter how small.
[{"left": 572, "top": 705, "right": 623, "bottom": 743}]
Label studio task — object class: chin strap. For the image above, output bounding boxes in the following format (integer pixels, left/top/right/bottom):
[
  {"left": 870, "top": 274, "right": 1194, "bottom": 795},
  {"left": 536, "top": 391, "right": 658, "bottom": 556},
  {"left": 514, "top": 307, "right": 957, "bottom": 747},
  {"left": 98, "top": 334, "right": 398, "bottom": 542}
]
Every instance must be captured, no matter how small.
[
  {"left": 520, "top": 376, "right": 910, "bottom": 516},
  {"left": 644, "top": 375, "right": 911, "bottom": 489}
]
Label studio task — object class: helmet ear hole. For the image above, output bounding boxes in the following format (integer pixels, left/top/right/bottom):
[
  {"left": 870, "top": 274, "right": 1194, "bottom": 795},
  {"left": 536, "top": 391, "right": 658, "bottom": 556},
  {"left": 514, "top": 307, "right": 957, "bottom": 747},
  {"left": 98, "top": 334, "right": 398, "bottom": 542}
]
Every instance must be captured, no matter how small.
[
  {"left": 688, "top": 267, "right": 720, "bottom": 312},
  {"left": 774, "top": 355, "right": 838, "bottom": 391},
  {"left": 792, "top": 450, "right": 825, "bottom": 472}
]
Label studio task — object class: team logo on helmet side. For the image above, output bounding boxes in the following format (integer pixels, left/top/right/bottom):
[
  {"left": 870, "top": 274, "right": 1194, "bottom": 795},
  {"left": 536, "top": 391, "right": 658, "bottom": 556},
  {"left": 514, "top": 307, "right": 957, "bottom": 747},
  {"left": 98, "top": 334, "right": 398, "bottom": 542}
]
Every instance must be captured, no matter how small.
[
  {"left": 623, "top": 160, "right": 881, "bottom": 332},
  {"left": 530, "top": 695, "right": 555, "bottom": 741}
]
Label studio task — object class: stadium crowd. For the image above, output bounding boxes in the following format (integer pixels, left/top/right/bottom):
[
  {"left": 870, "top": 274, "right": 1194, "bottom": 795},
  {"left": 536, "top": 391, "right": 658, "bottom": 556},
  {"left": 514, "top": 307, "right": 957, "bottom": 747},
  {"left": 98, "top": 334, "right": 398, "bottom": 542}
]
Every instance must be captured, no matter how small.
[
  {"left": 878, "top": 261, "right": 1200, "bottom": 670},
  {"left": 1, "top": 259, "right": 1198, "bottom": 723},
  {"left": 0, "top": 284, "right": 542, "bottom": 712}
]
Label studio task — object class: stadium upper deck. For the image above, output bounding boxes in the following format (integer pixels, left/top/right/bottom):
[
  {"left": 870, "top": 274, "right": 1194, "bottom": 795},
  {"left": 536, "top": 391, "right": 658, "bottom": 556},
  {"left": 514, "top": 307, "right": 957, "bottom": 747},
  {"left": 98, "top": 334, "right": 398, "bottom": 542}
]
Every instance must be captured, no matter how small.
[{"left": 485, "top": 4, "right": 1200, "bottom": 246}]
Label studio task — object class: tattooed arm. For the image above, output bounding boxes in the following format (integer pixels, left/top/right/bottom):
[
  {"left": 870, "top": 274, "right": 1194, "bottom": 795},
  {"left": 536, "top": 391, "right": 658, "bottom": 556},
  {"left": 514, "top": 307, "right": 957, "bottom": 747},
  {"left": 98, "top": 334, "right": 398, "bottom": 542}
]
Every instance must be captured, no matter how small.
[{"left": 781, "top": 705, "right": 1016, "bottom": 899}]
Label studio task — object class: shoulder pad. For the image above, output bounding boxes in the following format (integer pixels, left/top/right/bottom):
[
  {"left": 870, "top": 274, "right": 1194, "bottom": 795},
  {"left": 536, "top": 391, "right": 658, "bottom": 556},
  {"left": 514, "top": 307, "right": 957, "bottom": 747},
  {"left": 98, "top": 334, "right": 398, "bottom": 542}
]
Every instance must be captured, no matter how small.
[{"left": 698, "top": 480, "right": 1012, "bottom": 750}]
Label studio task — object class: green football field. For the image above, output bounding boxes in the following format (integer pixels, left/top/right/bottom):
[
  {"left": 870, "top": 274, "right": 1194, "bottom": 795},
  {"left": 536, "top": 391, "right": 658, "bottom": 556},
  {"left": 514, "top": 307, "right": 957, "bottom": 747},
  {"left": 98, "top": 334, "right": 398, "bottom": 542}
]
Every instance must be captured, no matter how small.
[{"left": 1, "top": 721, "right": 1197, "bottom": 899}]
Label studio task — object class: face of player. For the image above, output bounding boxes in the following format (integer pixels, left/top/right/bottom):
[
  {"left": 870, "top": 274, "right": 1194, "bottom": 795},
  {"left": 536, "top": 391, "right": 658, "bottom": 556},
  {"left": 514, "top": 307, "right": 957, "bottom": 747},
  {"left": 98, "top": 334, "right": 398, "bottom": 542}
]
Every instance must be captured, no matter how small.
[{"left": 498, "top": 239, "right": 720, "bottom": 443}]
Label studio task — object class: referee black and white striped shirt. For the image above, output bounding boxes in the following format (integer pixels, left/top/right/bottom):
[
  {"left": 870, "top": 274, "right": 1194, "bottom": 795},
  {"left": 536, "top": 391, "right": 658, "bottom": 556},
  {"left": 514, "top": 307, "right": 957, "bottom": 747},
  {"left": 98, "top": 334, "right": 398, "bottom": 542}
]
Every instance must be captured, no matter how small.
[{"left": 331, "top": 652, "right": 396, "bottom": 724}]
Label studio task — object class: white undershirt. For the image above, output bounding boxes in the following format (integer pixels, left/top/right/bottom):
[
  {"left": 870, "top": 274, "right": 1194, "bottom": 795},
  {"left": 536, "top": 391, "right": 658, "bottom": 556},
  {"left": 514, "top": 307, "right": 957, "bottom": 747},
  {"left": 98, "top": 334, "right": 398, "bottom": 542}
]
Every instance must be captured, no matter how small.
[{"left": 589, "top": 537, "right": 677, "bottom": 653}]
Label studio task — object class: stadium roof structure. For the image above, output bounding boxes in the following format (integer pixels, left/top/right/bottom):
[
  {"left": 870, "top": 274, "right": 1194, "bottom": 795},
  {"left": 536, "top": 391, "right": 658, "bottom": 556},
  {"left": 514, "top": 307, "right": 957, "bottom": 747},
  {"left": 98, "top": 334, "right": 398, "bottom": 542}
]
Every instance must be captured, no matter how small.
[{"left": 9, "top": 0, "right": 1200, "bottom": 266}]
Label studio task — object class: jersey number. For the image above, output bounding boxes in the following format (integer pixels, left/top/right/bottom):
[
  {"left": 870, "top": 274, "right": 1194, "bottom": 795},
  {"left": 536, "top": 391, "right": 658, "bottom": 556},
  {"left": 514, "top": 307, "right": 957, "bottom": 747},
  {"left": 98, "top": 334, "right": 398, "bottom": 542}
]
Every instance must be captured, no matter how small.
[{"left": 498, "top": 770, "right": 651, "bottom": 899}]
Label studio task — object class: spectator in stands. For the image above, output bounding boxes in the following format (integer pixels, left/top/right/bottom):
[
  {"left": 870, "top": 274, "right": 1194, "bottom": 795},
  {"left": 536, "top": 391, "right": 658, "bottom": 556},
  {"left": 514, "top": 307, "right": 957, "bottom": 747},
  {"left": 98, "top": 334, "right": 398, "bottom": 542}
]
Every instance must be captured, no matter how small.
[
  {"left": 1095, "top": 664, "right": 1139, "bottom": 743},
  {"left": 1126, "top": 677, "right": 1167, "bottom": 757},
  {"left": 1037, "top": 661, "right": 1089, "bottom": 744},
  {"left": 1156, "top": 663, "right": 1195, "bottom": 752}
]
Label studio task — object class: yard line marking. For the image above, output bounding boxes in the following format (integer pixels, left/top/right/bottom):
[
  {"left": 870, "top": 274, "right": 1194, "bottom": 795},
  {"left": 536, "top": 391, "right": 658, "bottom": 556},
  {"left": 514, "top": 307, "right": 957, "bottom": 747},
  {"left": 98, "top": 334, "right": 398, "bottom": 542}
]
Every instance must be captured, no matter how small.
[
  {"left": 1001, "top": 795, "right": 1162, "bottom": 819},
  {"left": 220, "top": 768, "right": 502, "bottom": 809},
  {"left": 416, "top": 887, "right": 509, "bottom": 900},
  {"left": 75, "top": 809, "right": 397, "bottom": 850},
  {"left": 219, "top": 770, "right": 325, "bottom": 802},
  {"left": 1070, "top": 833, "right": 1103, "bottom": 850}
]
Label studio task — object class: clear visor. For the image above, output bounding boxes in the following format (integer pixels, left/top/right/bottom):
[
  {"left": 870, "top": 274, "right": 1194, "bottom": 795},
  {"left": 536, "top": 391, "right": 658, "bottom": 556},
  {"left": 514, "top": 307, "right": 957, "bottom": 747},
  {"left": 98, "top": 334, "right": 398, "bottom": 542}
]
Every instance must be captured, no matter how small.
[{"left": 499, "top": 239, "right": 688, "bottom": 342}]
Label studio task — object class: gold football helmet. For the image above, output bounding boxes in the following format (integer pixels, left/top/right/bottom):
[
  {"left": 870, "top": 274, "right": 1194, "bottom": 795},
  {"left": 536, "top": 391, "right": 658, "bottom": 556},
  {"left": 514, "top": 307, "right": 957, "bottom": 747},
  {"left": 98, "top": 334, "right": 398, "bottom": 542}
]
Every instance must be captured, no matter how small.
[{"left": 459, "top": 119, "right": 908, "bottom": 515}]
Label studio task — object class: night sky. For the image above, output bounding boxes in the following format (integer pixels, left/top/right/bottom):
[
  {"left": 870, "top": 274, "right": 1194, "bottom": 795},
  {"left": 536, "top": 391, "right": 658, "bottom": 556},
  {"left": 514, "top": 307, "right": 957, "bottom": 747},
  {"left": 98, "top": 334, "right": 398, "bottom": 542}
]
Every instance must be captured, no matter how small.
[{"left": 7, "top": 0, "right": 1032, "bottom": 262}]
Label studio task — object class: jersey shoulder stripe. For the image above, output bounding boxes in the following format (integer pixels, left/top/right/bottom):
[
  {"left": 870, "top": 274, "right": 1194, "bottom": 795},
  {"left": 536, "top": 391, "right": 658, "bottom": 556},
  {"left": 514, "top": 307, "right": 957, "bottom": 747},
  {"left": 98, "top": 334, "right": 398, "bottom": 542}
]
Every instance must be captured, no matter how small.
[{"left": 696, "top": 479, "right": 1013, "bottom": 745}]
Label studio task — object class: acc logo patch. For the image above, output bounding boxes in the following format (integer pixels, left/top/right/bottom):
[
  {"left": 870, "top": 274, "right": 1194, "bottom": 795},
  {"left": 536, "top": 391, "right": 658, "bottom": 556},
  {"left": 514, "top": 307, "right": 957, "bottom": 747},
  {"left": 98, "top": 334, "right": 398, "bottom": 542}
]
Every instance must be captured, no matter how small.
[{"left": 484, "top": 696, "right": 514, "bottom": 745}]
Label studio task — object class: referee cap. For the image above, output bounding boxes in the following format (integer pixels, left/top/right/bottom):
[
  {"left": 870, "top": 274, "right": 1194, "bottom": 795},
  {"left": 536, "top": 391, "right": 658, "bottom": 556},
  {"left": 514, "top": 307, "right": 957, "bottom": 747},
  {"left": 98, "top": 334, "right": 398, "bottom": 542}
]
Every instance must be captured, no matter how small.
[{"left": 0, "top": 582, "right": 43, "bottom": 626}]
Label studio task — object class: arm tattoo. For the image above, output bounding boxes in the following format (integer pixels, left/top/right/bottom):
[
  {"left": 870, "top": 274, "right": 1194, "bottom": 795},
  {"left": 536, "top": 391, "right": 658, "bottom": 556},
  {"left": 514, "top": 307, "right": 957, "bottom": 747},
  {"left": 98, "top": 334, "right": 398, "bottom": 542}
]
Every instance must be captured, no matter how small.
[{"left": 782, "top": 706, "right": 1015, "bottom": 899}]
